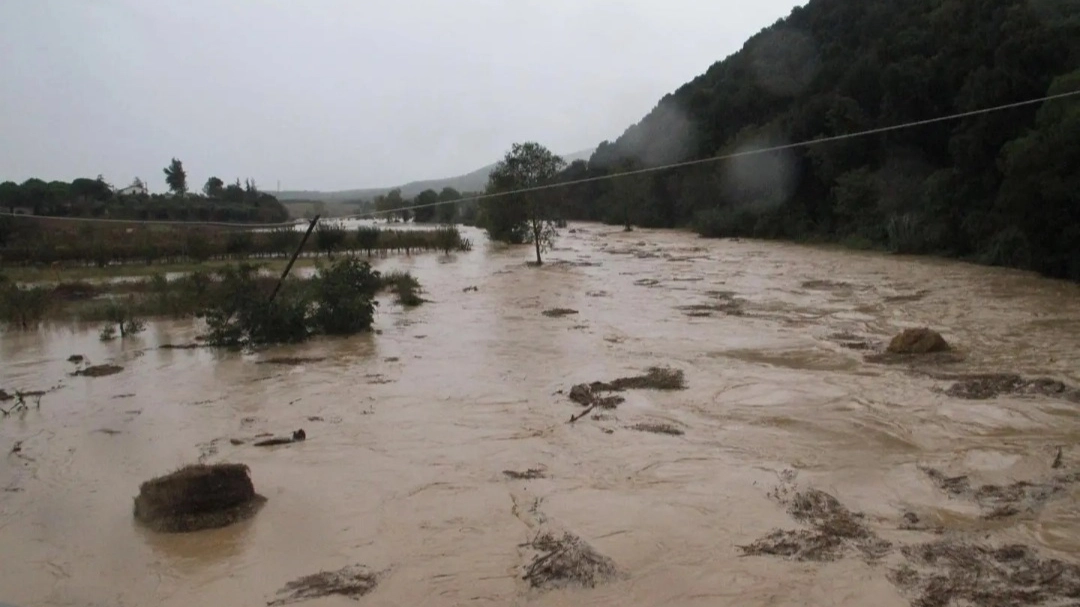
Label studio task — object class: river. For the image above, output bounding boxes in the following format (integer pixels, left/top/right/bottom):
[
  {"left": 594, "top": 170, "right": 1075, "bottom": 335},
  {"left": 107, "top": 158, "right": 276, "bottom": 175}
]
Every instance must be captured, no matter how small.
[{"left": 2, "top": 224, "right": 1079, "bottom": 606}]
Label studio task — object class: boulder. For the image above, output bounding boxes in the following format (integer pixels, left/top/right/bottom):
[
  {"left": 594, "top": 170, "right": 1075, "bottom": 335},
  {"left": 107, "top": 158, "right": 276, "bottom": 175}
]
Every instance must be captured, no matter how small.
[{"left": 887, "top": 328, "right": 951, "bottom": 354}]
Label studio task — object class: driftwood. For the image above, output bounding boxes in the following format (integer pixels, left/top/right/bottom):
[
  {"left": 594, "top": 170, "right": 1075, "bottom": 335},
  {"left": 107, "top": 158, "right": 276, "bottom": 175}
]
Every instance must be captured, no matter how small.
[{"left": 569, "top": 405, "right": 596, "bottom": 424}]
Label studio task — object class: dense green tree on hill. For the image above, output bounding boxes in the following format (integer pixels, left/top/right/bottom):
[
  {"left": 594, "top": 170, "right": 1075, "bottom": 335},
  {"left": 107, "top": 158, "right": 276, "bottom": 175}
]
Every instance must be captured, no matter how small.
[
  {"left": 0, "top": 181, "right": 23, "bottom": 212},
  {"left": 70, "top": 177, "right": 112, "bottom": 202},
  {"left": 163, "top": 158, "right": 187, "bottom": 196},
  {"left": 436, "top": 187, "right": 461, "bottom": 224},
  {"left": 557, "top": 0, "right": 1080, "bottom": 279},
  {"left": 481, "top": 142, "right": 566, "bottom": 264},
  {"left": 412, "top": 188, "right": 439, "bottom": 223},
  {"left": 203, "top": 176, "right": 225, "bottom": 198}
]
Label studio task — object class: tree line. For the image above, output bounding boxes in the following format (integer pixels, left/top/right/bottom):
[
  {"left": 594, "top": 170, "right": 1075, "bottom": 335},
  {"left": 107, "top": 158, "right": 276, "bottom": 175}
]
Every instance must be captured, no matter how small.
[
  {"left": 546, "top": 0, "right": 1080, "bottom": 280},
  {"left": 371, "top": 186, "right": 478, "bottom": 225},
  {"left": 0, "top": 158, "right": 289, "bottom": 224}
]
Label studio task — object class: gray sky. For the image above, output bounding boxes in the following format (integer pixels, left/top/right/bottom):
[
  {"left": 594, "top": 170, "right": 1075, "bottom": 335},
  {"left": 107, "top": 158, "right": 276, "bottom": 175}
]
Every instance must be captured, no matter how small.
[{"left": 1, "top": 0, "right": 804, "bottom": 192}]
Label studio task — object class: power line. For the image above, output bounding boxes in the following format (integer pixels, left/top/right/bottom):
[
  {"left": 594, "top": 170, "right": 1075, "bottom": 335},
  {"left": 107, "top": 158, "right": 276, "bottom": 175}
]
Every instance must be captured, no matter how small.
[
  {"left": 4, "top": 88, "right": 1078, "bottom": 227},
  {"left": 350, "top": 88, "right": 1080, "bottom": 219}
]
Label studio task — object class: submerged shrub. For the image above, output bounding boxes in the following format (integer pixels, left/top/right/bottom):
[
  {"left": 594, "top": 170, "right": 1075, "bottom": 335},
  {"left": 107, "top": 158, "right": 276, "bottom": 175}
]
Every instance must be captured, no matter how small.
[
  {"left": 103, "top": 298, "right": 146, "bottom": 338},
  {"left": 381, "top": 270, "right": 424, "bottom": 307},
  {"left": 0, "top": 282, "right": 50, "bottom": 329},
  {"left": 311, "top": 258, "right": 381, "bottom": 334},
  {"left": 199, "top": 259, "right": 384, "bottom": 346}
]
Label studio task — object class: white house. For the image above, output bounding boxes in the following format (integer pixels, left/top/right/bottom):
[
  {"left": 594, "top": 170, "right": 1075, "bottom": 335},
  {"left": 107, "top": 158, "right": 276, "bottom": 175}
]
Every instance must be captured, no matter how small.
[{"left": 117, "top": 184, "right": 148, "bottom": 197}]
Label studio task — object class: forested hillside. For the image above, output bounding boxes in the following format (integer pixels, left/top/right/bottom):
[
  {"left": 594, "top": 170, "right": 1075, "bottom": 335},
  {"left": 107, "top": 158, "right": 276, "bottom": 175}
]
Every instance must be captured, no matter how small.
[{"left": 559, "top": 0, "right": 1080, "bottom": 280}]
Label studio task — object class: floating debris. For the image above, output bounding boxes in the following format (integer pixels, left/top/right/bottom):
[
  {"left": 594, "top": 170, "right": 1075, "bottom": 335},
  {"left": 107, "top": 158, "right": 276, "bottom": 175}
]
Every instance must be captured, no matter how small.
[
  {"left": 523, "top": 531, "right": 618, "bottom": 590},
  {"left": 740, "top": 487, "right": 888, "bottom": 562},
  {"left": 257, "top": 357, "right": 326, "bottom": 366},
  {"left": 253, "top": 429, "right": 306, "bottom": 447},
  {"left": 920, "top": 465, "right": 1079, "bottom": 520},
  {"left": 269, "top": 565, "right": 379, "bottom": 606},
  {"left": 801, "top": 279, "right": 851, "bottom": 290},
  {"left": 67, "top": 354, "right": 85, "bottom": 363},
  {"left": 893, "top": 542, "right": 1080, "bottom": 607},
  {"left": 504, "top": 468, "right": 546, "bottom": 480},
  {"left": 72, "top": 364, "right": 124, "bottom": 378},
  {"left": 629, "top": 422, "right": 684, "bottom": 436},
  {"left": 941, "top": 373, "right": 1080, "bottom": 402},
  {"left": 542, "top": 308, "right": 579, "bottom": 318}
]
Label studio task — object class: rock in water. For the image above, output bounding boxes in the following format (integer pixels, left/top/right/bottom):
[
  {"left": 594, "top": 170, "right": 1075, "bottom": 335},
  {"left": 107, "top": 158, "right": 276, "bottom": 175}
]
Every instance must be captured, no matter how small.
[
  {"left": 133, "top": 463, "right": 266, "bottom": 532},
  {"left": 886, "top": 328, "right": 950, "bottom": 354}
]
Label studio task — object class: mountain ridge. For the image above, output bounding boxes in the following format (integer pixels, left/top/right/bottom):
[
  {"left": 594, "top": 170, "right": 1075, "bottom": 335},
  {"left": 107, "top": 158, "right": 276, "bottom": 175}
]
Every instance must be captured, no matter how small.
[{"left": 278, "top": 148, "right": 594, "bottom": 202}]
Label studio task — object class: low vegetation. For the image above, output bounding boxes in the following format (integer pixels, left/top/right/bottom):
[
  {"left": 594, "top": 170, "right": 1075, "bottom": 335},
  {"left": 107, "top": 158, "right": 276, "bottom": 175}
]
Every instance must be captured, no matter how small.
[
  {"left": 0, "top": 260, "right": 426, "bottom": 345},
  {"left": 0, "top": 220, "right": 470, "bottom": 268}
]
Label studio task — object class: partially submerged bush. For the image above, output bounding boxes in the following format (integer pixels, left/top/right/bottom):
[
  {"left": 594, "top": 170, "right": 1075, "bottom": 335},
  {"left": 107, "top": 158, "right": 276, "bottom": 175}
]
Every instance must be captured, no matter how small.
[
  {"left": 200, "top": 264, "right": 311, "bottom": 346},
  {"left": 0, "top": 281, "right": 50, "bottom": 329},
  {"left": 200, "top": 258, "right": 383, "bottom": 346},
  {"left": 311, "top": 258, "right": 380, "bottom": 334},
  {"left": 380, "top": 270, "right": 424, "bottom": 307},
  {"left": 102, "top": 298, "right": 146, "bottom": 339},
  {"left": 133, "top": 463, "right": 266, "bottom": 533}
]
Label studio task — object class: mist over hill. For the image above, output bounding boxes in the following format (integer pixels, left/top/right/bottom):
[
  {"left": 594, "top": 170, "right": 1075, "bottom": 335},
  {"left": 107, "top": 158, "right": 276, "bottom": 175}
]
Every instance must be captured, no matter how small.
[{"left": 278, "top": 148, "right": 594, "bottom": 202}]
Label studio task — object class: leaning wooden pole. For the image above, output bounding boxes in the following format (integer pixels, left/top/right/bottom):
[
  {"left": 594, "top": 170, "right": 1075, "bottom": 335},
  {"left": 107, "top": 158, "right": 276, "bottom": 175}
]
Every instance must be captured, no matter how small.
[{"left": 268, "top": 215, "right": 320, "bottom": 304}]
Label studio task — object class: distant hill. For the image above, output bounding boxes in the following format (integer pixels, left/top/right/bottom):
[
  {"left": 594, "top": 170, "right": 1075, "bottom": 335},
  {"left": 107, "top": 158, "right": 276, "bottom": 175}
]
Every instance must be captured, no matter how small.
[{"left": 278, "top": 148, "right": 595, "bottom": 203}]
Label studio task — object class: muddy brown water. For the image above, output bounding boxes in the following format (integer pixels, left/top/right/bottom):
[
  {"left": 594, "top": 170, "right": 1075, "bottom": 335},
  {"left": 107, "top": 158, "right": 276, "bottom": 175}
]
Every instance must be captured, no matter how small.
[{"left": 3, "top": 224, "right": 1080, "bottom": 606}]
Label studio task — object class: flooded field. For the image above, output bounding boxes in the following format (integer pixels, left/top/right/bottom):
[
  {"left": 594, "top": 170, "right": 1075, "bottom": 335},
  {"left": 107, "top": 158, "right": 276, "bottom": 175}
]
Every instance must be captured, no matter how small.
[{"left": 3, "top": 224, "right": 1080, "bottom": 606}]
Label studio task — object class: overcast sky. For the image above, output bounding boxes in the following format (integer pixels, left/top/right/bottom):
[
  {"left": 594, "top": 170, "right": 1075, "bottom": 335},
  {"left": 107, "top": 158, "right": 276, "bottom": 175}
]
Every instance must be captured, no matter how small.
[{"left": 1, "top": 0, "right": 804, "bottom": 192}]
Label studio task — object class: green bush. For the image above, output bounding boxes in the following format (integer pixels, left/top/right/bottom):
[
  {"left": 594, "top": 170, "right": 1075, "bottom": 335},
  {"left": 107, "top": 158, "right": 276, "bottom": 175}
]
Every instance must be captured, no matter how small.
[
  {"left": 311, "top": 258, "right": 381, "bottom": 334},
  {"left": 0, "top": 282, "right": 50, "bottom": 329},
  {"left": 103, "top": 298, "right": 146, "bottom": 338}
]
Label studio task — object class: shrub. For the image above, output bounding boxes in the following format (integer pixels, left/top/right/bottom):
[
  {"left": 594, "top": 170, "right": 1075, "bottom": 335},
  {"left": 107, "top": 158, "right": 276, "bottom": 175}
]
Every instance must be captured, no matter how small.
[
  {"left": 310, "top": 258, "right": 380, "bottom": 334},
  {"left": 381, "top": 271, "right": 424, "bottom": 307},
  {"left": 103, "top": 298, "right": 146, "bottom": 338},
  {"left": 0, "top": 282, "right": 50, "bottom": 329}
]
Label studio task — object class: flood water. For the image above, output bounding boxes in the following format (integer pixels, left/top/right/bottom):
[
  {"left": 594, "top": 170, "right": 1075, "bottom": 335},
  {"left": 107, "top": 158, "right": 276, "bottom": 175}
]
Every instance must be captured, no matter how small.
[{"left": 3, "top": 224, "right": 1080, "bottom": 606}]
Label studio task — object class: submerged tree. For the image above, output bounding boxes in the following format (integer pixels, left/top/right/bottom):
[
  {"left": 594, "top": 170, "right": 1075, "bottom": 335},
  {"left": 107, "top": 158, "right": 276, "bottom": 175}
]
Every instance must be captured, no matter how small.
[{"left": 481, "top": 142, "right": 566, "bottom": 264}]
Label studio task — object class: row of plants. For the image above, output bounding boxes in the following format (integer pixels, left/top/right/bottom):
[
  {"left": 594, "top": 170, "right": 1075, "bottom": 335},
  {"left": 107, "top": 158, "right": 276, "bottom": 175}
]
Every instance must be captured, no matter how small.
[
  {"left": 0, "top": 259, "right": 425, "bottom": 346},
  {"left": 0, "top": 219, "right": 471, "bottom": 268}
]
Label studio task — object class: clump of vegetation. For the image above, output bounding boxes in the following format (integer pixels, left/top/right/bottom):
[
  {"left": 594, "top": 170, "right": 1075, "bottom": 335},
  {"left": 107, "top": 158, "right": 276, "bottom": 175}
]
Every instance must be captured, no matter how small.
[
  {"left": 629, "top": 422, "right": 684, "bottom": 436},
  {"left": 523, "top": 531, "right": 619, "bottom": 590},
  {"left": 380, "top": 270, "right": 424, "bottom": 307},
  {"left": 269, "top": 565, "right": 379, "bottom": 606},
  {"left": 73, "top": 364, "right": 125, "bottom": 378},
  {"left": 311, "top": 258, "right": 381, "bottom": 334},
  {"left": 0, "top": 279, "right": 50, "bottom": 329},
  {"left": 100, "top": 298, "right": 146, "bottom": 340},
  {"left": 133, "top": 463, "right": 266, "bottom": 533},
  {"left": 199, "top": 258, "right": 386, "bottom": 347},
  {"left": 603, "top": 367, "right": 686, "bottom": 391}
]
